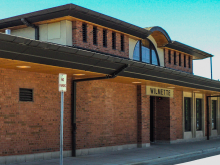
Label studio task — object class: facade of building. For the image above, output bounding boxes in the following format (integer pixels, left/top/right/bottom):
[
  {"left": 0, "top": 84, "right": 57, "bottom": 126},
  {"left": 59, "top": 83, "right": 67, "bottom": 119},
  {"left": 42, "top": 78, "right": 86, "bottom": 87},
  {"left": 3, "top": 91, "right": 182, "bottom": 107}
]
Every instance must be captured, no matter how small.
[{"left": 0, "top": 3, "right": 220, "bottom": 164}]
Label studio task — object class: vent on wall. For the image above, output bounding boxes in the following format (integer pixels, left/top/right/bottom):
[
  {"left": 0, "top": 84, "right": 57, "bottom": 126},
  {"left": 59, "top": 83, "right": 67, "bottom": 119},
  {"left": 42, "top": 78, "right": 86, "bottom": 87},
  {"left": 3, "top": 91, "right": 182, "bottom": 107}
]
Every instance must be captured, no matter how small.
[{"left": 19, "top": 88, "right": 33, "bottom": 101}]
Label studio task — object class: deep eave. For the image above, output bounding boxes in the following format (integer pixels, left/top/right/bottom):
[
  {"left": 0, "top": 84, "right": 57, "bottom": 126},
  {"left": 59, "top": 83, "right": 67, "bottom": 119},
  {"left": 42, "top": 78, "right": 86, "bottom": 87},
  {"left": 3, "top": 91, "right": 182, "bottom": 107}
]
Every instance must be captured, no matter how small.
[
  {"left": 0, "top": 4, "right": 151, "bottom": 39},
  {"left": 0, "top": 33, "right": 219, "bottom": 92},
  {"left": 164, "top": 41, "right": 213, "bottom": 59}
]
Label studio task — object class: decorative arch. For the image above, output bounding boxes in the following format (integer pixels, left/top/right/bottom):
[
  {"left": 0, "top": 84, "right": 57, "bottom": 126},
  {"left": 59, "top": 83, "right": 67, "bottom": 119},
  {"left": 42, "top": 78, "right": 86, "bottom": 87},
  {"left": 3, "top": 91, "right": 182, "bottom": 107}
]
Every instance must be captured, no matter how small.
[{"left": 145, "top": 26, "right": 171, "bottom": 47}]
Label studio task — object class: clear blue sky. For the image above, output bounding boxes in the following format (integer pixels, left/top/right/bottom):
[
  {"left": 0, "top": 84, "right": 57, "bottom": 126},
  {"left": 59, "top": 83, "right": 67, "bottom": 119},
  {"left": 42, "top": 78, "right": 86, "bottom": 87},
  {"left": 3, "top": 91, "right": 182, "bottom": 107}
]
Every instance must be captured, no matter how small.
[{"left": 1, "top": 0, "right": 220, "bottom": 80}]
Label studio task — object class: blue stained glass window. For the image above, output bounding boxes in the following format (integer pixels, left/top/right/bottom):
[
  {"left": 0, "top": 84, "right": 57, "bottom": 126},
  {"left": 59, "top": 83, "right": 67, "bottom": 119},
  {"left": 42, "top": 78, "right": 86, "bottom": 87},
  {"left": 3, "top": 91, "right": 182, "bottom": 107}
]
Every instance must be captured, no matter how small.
[
  {"left": 152, "top": 49, "right": 158, "bottom": 65},
  {"left": 142, "top": 46, "right": 150, "bottom": 63},
  {"left": 133, "top": 39, "right": 160, "bottom": 66},
  {"left": 133, "top": 41, "right": 140, "bottom": 61}
]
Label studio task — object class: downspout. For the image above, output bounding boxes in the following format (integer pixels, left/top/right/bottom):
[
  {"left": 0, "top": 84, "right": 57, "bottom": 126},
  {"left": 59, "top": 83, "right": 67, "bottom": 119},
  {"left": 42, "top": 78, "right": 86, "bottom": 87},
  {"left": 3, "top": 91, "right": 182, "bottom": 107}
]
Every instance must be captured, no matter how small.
[
  {"left": 210, "top": 57, "right": 213, "bottom": 80},
  {"left": 71, "top": 64, "right": 129, "bottom": 156},
  {"left": 21, "top": 18, "right": 39, "bottom": 40}
]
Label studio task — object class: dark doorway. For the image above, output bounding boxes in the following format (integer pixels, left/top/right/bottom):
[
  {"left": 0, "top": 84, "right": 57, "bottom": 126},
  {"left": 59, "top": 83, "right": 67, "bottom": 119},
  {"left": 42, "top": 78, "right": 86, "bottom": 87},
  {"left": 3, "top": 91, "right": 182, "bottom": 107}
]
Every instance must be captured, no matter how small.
[{"left": 150, "top": 96, "right": 154, "bottom": 142}]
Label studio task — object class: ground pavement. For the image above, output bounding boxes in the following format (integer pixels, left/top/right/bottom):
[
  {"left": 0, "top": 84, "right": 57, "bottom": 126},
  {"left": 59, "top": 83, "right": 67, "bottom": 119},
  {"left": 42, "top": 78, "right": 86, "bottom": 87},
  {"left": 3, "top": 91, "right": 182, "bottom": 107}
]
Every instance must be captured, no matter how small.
[{"left": 2, "top": 138, "right": 220, "bottom": 165}]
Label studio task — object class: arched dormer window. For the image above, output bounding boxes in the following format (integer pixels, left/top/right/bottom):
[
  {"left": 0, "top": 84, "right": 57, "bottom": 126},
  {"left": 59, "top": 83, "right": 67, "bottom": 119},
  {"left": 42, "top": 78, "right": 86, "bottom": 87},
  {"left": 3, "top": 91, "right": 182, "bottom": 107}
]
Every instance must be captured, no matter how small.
[{"left": 133, "top": 39, "right": 160, "bottom": 66}]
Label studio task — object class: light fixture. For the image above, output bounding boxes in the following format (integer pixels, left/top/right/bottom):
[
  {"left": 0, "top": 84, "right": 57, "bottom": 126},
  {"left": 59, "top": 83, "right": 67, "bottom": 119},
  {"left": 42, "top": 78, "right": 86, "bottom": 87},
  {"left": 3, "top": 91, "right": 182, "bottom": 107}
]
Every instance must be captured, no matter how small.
[
  {"left": 73, "top": 73, "right": 85, "bottom": 76},
  {"left": 167, "top": 87, "right": 175, "bottom": 89},
  {"left": 16, "top": 66, "right": 31, "bottom": 68},
  {"left": 132, "top": 82, "right": 141, "bottom": 84}
]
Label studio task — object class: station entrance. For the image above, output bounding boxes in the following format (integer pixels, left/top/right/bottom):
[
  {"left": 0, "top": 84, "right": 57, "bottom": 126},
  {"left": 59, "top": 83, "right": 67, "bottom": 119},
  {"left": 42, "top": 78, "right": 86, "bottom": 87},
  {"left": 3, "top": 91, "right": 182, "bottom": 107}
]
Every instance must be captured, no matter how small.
[{"left": 150, "top": 96, "right": 171, "bottom": 143}]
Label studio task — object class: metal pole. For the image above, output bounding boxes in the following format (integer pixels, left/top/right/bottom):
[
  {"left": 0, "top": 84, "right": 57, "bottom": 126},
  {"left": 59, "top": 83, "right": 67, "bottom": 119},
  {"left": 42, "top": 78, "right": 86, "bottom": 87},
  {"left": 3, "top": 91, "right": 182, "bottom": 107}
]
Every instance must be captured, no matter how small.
[
  {"left": 60, "top": 91, "right": 64, "bottom": 165},
  {"left": 72, "top": 81, "right": 76, "bottom": 157},
  {"left": 207, "top": 96, "right": 209, "bottom": 140},
  {"left": 210, "top": 57, "right": 213, "bottom": 80}
]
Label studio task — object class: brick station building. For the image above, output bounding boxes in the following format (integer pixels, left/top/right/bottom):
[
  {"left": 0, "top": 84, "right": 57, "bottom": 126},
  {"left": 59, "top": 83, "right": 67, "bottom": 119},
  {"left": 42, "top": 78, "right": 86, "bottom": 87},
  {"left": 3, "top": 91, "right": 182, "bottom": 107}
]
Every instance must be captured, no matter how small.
[{"left": 0, "top": 3, "right": 220, "bottom": 164}]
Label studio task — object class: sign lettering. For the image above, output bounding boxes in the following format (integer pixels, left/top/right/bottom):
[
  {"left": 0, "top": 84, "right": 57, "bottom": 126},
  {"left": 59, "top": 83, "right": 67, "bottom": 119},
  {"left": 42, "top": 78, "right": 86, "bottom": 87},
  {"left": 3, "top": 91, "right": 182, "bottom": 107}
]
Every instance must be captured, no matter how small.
[
  {"left": 59, "top": 73, "right": 67, "bottom": 92},
  {"left": 146, "top": 86, "right": 173, "bottom": 98}
]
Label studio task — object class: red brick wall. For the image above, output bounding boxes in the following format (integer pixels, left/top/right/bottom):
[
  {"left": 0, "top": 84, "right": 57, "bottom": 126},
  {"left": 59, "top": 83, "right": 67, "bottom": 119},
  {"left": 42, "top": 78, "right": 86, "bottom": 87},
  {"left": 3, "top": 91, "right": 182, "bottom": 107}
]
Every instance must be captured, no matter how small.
[
  {"left": 137, "top": 85, "right": 150, "bottom": 145},
  {"left": 0, "top": 68, "right": 72, "bottom": 156},
  {"left": 76, "top": 80, "right": 137, "bottom": 149},
  {"left": 72, "top": 20, "right": 129, "bottom": 58},
  {"left": 170, "top": 90, "right": 183, "bottom": 140},
  {"left": 0, "top": 68, "right": 186, "bottom": 156},
  {"left": 164, "top": 49, "right": 193, "bottom": 73}
]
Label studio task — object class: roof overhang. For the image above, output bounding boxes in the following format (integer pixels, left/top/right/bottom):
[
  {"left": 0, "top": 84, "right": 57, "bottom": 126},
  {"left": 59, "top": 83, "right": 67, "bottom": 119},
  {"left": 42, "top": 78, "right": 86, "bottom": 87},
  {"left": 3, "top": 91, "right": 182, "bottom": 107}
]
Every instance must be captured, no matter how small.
[
  {"left": 164, "top": 41, "right": 213, "bottom": 59},
  {"left": 0, "top": 4, "right": 151, "bottom": 39},
  {"left": 0, "top": 33, "right": 219, "bottom": 92}
]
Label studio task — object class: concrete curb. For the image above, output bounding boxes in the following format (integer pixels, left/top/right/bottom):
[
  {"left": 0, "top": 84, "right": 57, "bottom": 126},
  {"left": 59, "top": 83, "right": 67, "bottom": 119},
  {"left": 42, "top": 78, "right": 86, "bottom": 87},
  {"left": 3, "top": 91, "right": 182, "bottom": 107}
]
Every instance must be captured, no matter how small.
[
  {"left": 128, "top": 147, "right": 220, "bottom": 165},
  {"left": 0, "top": 151, "right": 72, "bottom": 165}
]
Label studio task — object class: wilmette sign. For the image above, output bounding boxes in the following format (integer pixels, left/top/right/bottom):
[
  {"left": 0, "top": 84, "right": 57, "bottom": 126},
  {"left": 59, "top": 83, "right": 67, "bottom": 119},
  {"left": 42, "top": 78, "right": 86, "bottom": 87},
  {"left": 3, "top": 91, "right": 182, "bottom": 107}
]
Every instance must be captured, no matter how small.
[{"left": 146, "top": 86, "right": 173, "bottom": 98}]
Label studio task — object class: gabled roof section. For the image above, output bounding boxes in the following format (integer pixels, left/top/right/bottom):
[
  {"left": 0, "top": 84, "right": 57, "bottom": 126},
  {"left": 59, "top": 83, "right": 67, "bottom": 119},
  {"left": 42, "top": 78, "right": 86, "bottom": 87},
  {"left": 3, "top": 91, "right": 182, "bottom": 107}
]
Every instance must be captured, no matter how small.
[
  {"left": 145, "top": 26, "right": 172, "bottom": 47},
  {"left": 164, "top": 41, "right": 213, "bottom": 59},
  {"left": 0, "top": 3, "right": 151, "bottom": 39}
]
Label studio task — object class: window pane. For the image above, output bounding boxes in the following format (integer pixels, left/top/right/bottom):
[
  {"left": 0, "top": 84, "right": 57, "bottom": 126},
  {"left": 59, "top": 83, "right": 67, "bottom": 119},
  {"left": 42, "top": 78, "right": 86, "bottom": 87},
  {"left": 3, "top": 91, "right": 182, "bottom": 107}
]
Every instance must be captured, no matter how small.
[
  {"left": 168, "top": 50, "right": 171, "bottom": 64},
  {"left": 185, "top": 97, "right": 191, "bottom": 131},
  {"left": 142, "top": 46, "right": 150, "bottom": 63},
  {"left": 212, "top": 100, "right": 217, "bottom": 130},
  {"left": 133, "top": 41, "right": 140, "bottom": 61},
  {"left": 134, "top": 39, "right": 160, "bottom": 66},
  {"left": 188, "top": 56, "right": 191, "bottom": 68},
  {"left": 82, "top": 23, "right": 87, "bottom": 42},
  {"left": 121, "top": 35, "right": 124, "bottom": 51},
  {"left": 103, "top": 29, "right": 107, "bottom": 47},
  {"left": 152, "top": 49, "right": 158, "bottom": 65},
  {"left": 184, "top": 55, "right": 186, "bottom": 67},
  {"left": 174, "top": 51, "right": 176, "bottom": 65},
  {"left": 196, "top": 99, "right": 202, "bottom": 131},
  {"left": 93, "top": 26, "right": 97, "bottom": 45},
  {"left": 179, "top": 53, "right": 181, "bottom": 66}
]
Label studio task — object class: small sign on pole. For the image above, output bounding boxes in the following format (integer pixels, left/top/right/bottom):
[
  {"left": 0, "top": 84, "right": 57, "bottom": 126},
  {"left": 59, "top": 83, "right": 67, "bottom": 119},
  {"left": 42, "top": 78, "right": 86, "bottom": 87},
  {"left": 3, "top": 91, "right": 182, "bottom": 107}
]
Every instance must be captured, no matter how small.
[
  {"left": 59, "top": 73, "right": 67, "bottom": 165},
  {"left": 59, "top": 73, "right": 67, "bottom": 92}
]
